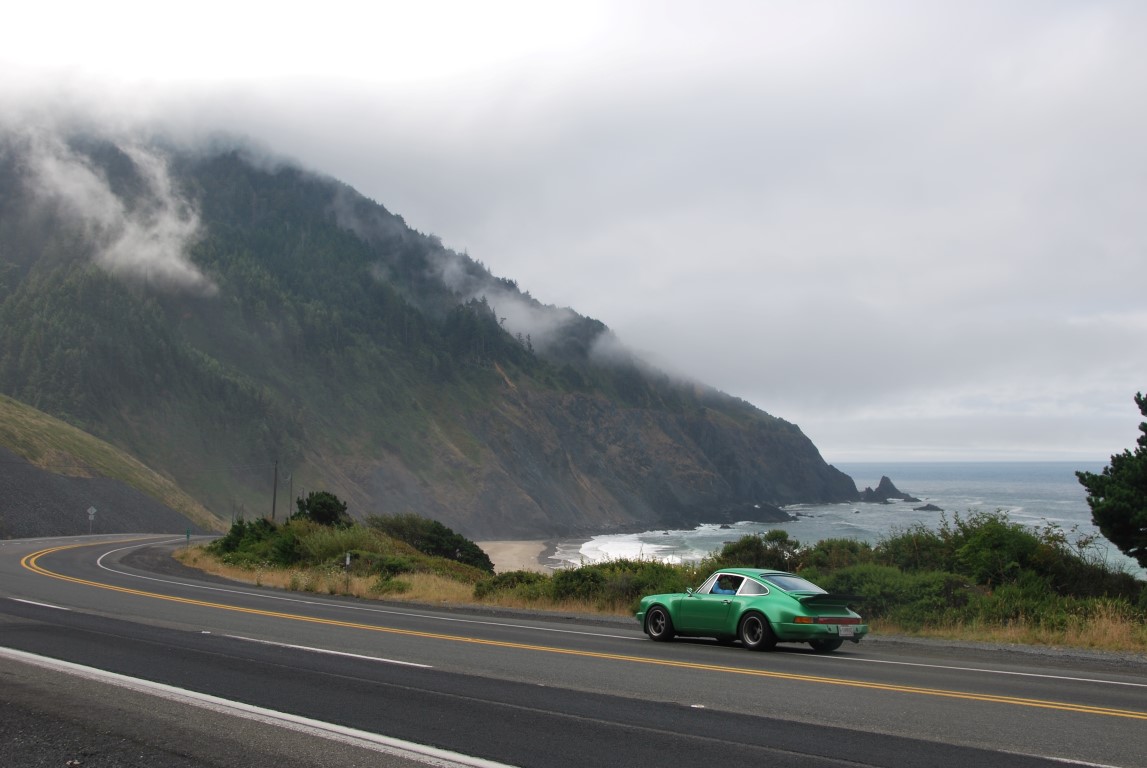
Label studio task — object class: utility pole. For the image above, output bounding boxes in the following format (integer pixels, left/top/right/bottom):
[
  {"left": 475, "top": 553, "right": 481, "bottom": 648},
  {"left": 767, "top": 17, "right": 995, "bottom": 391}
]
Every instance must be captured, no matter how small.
[{"left": 271, "top": 460, "right": 278, "bottom": 521}]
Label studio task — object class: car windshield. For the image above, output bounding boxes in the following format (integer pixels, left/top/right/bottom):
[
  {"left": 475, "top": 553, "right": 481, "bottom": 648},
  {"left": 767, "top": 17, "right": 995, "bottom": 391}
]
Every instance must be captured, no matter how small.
[{"left": 761, "top": 574, "right": 825, "bottom": 593}]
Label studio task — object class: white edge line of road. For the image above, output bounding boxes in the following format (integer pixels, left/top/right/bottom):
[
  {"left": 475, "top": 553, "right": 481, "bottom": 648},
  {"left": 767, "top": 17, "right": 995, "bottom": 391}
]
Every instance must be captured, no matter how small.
[
  {"left": 0, "top": 646, "right": 518, "bottom": 768},
  {"left": 95, "top": 537, "right": 640, "bottom": 640},
  {"left": 9, "top": 598, "right": 71, "bottom": 610},
  {"left": 823, "top": 651, "right": 1147, "bottom": 689},
  {"left": 219, "top": 632, "right": 434, "bottom": 668},
  {"left": 1000, "top": 748, "right": 1127, "bottom": 768}
]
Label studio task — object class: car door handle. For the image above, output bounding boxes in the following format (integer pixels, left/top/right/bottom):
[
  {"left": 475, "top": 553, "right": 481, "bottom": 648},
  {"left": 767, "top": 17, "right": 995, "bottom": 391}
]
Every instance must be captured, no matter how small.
[{"left": 722, "top": 599, "right": 732, "bottom": 605}]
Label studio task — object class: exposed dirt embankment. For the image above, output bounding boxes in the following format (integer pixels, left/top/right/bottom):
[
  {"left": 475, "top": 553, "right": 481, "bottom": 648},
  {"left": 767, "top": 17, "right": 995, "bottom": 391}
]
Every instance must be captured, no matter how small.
[{"left": 0, "top": 447, "right": 207, "bottom": 539}]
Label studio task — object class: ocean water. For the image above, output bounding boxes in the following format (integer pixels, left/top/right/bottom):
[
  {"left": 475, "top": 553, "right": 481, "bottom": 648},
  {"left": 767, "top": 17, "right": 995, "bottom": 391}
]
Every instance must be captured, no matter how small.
[{"left": 547, "top": 461, "right": 1145, "bottom": 577}]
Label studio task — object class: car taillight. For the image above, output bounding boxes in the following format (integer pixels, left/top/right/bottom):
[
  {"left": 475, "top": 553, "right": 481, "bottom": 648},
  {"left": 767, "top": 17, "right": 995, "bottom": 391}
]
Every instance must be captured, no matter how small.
[{"left": 794, "top": 616, "right": 813, "bottom": 624}]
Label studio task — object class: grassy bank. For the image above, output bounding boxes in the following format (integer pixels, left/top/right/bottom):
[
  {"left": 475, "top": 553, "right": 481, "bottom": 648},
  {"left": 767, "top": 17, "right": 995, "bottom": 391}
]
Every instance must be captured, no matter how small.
[
  {"left": 0, "top": 395, "right": 225, "bottom": 532},
  {"left": 179, "top": 510, "right": 1147, "bottom": 654},
  {"left": 175, "top": 547, "right": 630, "bottom": 617}
]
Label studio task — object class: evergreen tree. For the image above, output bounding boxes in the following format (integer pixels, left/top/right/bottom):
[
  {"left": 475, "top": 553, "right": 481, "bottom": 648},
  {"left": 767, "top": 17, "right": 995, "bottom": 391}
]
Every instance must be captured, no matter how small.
[
  {"left": 294, "top": 490, "right": 352, "bottom": 527},
  {"left": 366, "top": 513, "right": 493, "bottom": 573},
  {"left": 1077, "top": 392, "right": 1147, "bottom": 568}
]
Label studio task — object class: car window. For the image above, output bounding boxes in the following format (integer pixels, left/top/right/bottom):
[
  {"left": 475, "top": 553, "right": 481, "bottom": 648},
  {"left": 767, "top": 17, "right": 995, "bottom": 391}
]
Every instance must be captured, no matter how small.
[
  {"left": 709, "top": 574, "right": 743, "bottom": 595},
  {"left": 740, "top": 579, "right": 768, "bottom": 596},
  {"left": 697, "top": 574, "right": 718, "bottom": 593},
  {"left": 761, "top": 574, "right": 825, "bottom": 593}
]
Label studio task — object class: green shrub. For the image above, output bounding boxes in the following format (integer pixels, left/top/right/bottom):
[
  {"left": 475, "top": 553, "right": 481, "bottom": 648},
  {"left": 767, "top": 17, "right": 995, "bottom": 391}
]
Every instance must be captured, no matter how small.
[
  {"left": 208, "top": 518, "right": 279, "bottom": 557},
  {"left": 874, "top": 510, "right": 1142, "bottom": 601},
  {"left": 343, "top": 553, "right": 418, "bottom": 577},
  {"left": 473, "top": 570, "right": 550, "bottom": 599},
  {"left": 811, "top": 564, "right": 907, "bottom": 619},
  {"left": 885, "top": 571, "right": 974, "bottom": 628},
  {"left": 300, "top": 524, "right": 386, "bottom": 564},
  {"left": 1026, "top": 523, "right": 1143, "bottom": 601},
  {"left": 292, "top": 491, "right": 352, "bottom": 527},
  {"left": 802, "top": 538, "right": 875, "bottom": 571},
  {"left": 569, "top": 558, "right": 699, "bottom": 608},
  {"left": 876, "top": 522, "right": 953, "bottom": 573},
  {"left": 811, "top": 564, "right": 973, "bottom": 628},
  {"left": 600, "top": 559, "right": 698, "bottom": 604},
  {"left": 551, "top": 568, "right": 605, "bottom": 601},
  {"left": 953, "top": 514, "right": 1041, "bottom": 586},
  {"left": 370, "top": 576, "right": 412, "bottom": 595},
  {"left": 707, "top": 530, "right": 801, "bottom": 570},
  {"left": 963, "top": 572, "right": 1060, "bottom": 628},
  {"left": 270, "top": 524, "right": 304, "bottom": 566},
  {"left": 366, "top": 514, "right": 494, "bottom": 573}
]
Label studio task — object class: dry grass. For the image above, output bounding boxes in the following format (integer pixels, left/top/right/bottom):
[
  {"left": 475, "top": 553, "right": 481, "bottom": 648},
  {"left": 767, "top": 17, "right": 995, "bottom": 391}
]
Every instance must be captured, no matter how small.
[
  {"left": 177, "top": 547, "right": 1145, "bottom": 651},
  {"left": 465, "top": 590, "right": 634, "bottom": 617},
  {"left": 871, "top": 606, "right": 1147, "bottom": 654},
  {"left": 177, "top": 548, "right": 477, "bottom": 602},
  {"left": 177, "top": 546, "right": 632, "bottom": 615}
]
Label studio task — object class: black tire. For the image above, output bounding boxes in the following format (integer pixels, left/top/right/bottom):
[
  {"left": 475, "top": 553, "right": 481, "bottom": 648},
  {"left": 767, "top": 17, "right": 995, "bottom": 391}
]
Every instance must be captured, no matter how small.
[
  {"left": 809, "top": 638, "right": 844, "bottom": 653},
  {"left": 645, "top": 606, "right": 675, "bottom": 642},
  {"left": 738, "top": 612, "right": 777, "bottom": 651}
]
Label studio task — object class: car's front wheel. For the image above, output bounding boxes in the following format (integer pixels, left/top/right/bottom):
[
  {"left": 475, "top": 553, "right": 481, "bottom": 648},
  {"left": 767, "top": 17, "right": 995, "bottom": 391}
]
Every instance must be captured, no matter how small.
[
  {"left": 645, "top": 606, "right": 675, "bottom": 642},
  {"left": 738, "top": 612, "right": 777, "bottom": 651},
  {"left": 808, "top": 638, "right": 844, "bottom": 653}
]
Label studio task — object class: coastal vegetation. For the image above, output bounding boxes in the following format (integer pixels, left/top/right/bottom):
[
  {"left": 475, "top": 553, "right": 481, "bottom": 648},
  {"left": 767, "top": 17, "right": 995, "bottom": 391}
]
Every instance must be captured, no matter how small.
[
  {"left": 184, "top": 502, "right": 1147, "bottom": 653},
  {"left": 200, "top": 501, "right": 495, "bottom": 597},
  {"left": 1077, "top": 391, "right": 1147, "bottom": 570}
]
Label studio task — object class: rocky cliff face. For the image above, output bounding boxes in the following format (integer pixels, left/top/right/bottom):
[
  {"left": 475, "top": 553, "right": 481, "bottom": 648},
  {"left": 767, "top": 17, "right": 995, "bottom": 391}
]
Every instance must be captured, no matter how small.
[{"left": 353, "top": 384, "right": 857, "bottom": 539}]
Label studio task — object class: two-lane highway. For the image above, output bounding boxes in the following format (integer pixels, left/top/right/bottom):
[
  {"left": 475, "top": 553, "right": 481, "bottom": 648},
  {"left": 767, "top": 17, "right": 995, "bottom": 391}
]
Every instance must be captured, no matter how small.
[{"left": 3, "top": 535, "right": 1145, "bottom": 767}]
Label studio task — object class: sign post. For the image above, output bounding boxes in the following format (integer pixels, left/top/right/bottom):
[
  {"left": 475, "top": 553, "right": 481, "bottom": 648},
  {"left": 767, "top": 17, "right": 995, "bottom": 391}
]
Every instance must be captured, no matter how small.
[{"left": 87, "top": 506, "right": 96, "bottom": 535}]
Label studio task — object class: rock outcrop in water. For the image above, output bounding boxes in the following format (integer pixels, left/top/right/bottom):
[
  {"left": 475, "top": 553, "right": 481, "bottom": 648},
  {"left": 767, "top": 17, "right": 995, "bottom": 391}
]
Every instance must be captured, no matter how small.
[{"left": 859, "top": 476, "right": 920, "bottom": 503}]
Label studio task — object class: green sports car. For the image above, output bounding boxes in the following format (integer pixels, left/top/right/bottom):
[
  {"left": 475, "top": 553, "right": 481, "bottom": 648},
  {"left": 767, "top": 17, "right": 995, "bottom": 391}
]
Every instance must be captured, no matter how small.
[{"left": 635, "top": 568, "right": 867, "bottom": 652}]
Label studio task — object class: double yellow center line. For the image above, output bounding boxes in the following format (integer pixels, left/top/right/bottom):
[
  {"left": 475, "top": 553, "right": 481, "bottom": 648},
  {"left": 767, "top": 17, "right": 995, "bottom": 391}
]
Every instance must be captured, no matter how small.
[{"left": 21, "top": 542, "right": 1147, "bottom": 721}]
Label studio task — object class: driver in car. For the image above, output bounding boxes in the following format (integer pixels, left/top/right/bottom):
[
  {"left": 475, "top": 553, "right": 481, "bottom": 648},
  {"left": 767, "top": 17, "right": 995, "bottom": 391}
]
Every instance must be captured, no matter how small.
[{"left": 711, "top": 577, "right": 738, "bottom": 595}]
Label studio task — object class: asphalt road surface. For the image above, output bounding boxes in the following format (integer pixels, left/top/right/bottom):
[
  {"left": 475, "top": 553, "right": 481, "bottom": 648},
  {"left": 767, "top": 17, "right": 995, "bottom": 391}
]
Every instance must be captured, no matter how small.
[{"left": 2, "top": 535, "right": 1145, "bottom": 767}]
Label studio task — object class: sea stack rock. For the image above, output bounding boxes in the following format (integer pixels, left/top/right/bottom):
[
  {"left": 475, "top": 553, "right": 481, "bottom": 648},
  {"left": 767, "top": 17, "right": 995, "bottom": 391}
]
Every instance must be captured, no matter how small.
[{"left": 860, "top": 476, "right": 921, "bottom": 503}]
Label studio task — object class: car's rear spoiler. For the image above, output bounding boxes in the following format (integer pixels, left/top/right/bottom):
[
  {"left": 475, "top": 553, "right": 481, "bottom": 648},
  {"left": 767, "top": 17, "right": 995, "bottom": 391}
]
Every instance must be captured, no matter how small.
[{"left": 798, "top": 593, "right": 864, "bottom": 606}]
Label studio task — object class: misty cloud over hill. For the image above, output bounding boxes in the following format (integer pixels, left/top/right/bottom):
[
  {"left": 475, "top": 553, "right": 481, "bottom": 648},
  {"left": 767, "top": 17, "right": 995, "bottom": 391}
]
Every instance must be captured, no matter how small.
[{"left": 13, "top": 129, "right": 216, "bottom": 296}]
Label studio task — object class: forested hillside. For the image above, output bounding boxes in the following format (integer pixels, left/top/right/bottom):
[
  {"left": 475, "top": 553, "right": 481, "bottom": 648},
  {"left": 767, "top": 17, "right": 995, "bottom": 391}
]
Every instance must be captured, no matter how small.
[{"left": 0, "top": 130, "right": 857, "bottom": 537}]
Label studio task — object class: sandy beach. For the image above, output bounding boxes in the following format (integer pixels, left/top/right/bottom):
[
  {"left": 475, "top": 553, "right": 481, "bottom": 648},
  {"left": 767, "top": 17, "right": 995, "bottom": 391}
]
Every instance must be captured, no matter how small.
[{"left": 476, "top": 540, "right": 551, "bottom": 573}]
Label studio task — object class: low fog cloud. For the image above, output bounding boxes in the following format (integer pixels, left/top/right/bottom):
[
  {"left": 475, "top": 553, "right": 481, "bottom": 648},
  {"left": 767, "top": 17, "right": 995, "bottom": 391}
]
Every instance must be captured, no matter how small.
[
  {"left": 4, "top": 1, "right": 1147, "bottom": 460},
  {"left": 430, "top": 241, "right": 584, "bottom": 354},
  {"left": 19, "top": 127, "right": 217, "bottom": 297}
]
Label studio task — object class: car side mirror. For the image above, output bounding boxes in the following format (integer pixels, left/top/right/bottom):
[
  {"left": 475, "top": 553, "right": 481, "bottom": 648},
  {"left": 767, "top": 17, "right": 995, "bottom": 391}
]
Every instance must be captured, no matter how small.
[{"left": 686, "top": 587, "right": 694, "bottom": 596}]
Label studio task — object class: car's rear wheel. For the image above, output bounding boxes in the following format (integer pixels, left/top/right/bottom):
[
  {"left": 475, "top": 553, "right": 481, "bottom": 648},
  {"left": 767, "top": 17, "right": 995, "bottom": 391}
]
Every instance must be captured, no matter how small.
[
  {"left": 738, "top": 612, "right": 777, "bottom": 651},
  {"left": 645, "top": 606, "right": 675, "bottom": 641},
  {"left": 808, "top": 638, "right": 844, "bottom": 653}
]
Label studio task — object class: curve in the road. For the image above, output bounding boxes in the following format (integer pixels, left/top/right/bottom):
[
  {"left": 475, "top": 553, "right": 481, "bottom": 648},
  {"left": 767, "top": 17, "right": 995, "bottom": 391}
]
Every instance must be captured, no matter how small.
[{"left": 22, "top": 540, "right": 1147, "bottom": 723}]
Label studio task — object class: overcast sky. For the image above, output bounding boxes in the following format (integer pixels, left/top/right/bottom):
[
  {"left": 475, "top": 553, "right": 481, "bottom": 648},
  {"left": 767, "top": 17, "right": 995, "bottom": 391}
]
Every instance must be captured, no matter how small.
[{"left": 4, "top": 1, "right": 1145, "bottom": 463}]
